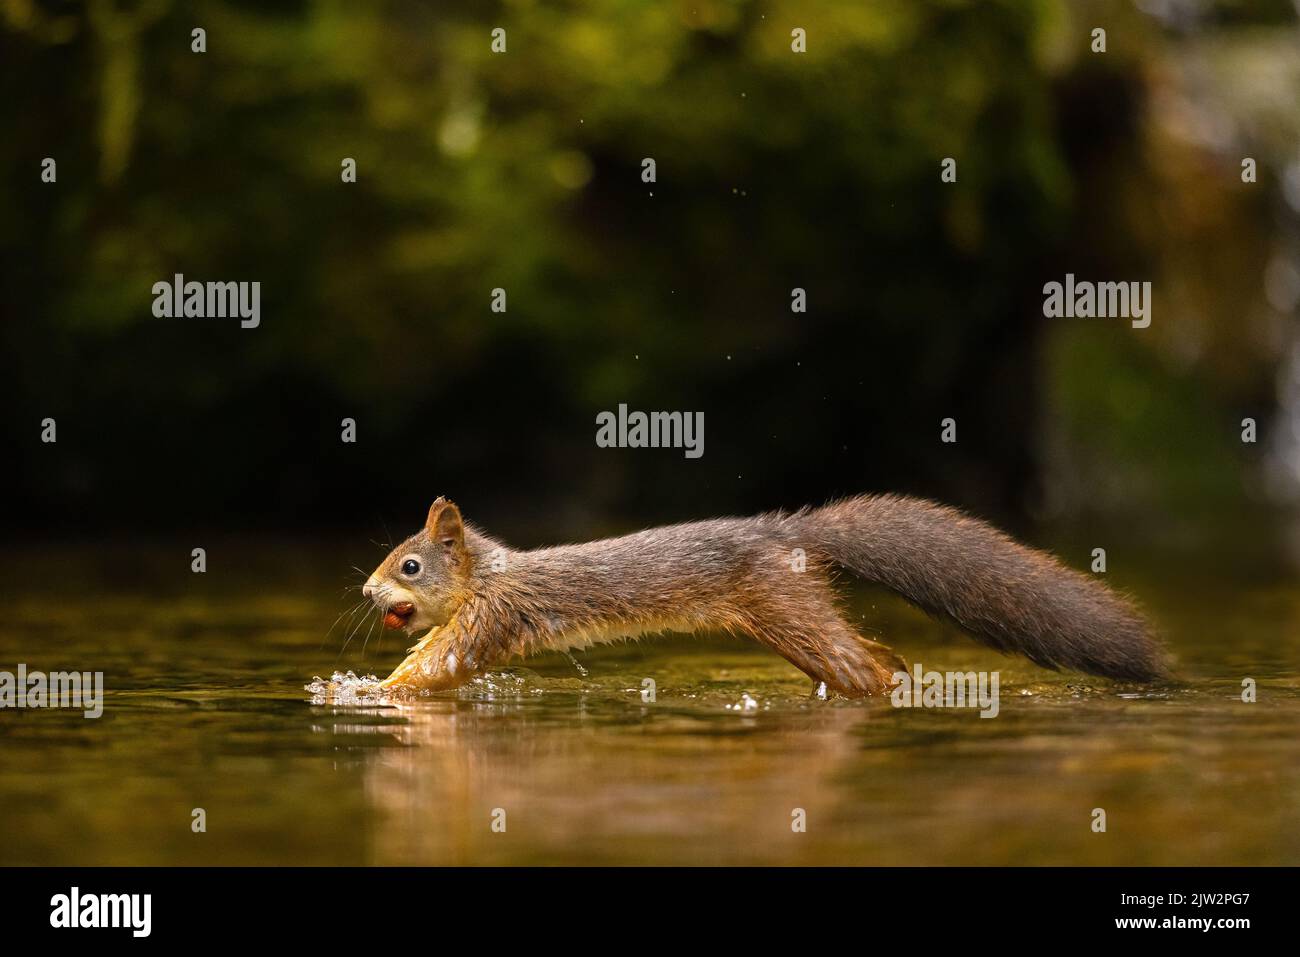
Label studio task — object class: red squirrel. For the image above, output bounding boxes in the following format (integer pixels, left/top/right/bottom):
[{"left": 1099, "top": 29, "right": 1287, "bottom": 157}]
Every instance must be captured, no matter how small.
[{"left": 363, "top": 495, "right": 1168, "bottom": 696}]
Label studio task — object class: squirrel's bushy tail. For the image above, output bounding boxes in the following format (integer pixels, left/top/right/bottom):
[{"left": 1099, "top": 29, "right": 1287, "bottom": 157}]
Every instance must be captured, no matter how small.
[{"left": 798, "top": 495, "right": 1168, "bottom": 682}]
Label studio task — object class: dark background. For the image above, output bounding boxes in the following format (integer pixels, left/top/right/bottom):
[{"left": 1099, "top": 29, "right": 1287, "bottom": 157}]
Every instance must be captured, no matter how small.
[{"left": 3, "top": 0, "right": 1298, "bottom": 548}]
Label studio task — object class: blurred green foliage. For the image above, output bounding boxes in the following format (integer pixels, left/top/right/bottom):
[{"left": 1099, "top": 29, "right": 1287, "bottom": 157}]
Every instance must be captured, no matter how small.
[{"left": 1, "top": 0, "right": 1293, "bottom": 539}]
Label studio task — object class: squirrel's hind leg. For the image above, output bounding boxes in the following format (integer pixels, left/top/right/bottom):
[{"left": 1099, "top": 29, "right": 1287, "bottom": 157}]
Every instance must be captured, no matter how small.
[{"left": 737, "top": 586, "right": 904, "bottom": 698}]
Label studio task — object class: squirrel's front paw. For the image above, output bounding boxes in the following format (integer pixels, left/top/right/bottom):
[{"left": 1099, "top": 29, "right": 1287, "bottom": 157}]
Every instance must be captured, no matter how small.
[{"left": 379, "top": 641, "right": 473, "bottom": 693}]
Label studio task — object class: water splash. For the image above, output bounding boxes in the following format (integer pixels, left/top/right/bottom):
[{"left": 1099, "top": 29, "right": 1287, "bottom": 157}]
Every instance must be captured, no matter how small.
[
  {"left": 564, "top": 651, "right": 589, "bottom": 677},
  {"left": 305, "top": 669, "right": 541, "bottom": 705},
  {"left": 306, "top": 670, "right": 384, "bottom": 704},
  {"left": 465, "top": 671, "right": 533, "bottom": 699}
]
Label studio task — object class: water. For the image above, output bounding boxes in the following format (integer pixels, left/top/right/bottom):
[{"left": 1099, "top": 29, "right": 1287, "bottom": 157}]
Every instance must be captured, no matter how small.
[{"left": 1, "top": 539, "right": 1297, "bottom": 865}]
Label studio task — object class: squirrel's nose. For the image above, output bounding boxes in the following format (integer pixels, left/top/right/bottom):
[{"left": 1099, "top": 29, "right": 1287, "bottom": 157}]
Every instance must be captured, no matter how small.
[{"left": 362, "top": 578, "right": 378, "bottom": 601}]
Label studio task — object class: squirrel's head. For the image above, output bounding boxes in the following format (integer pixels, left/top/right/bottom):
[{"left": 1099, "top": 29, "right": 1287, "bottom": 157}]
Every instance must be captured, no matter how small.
[{"left": 364, "top": 497, "right": 472, "bottom": 634}]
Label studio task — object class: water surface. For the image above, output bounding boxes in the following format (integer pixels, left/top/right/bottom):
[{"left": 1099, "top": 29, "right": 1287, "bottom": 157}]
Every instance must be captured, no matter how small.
[{"left": 1, "top": 540, "right": 1296, "bottom": 865}]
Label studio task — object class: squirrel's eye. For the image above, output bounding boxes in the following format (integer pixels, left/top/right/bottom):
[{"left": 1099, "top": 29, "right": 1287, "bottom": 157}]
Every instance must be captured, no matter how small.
[{"left": 401, "top": 559, "right": 421, "bottom": 576}]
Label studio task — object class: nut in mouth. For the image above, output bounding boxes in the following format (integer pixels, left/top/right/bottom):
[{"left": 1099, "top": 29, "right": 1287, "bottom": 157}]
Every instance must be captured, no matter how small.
[{"left": 383, "top": 602, "right": 415, "bottom": 630}]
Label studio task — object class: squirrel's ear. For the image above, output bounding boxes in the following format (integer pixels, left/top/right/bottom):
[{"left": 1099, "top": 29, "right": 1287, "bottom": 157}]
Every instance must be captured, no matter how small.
[{"left": 426, "top": 497, "right": 465, "bottom": 552}]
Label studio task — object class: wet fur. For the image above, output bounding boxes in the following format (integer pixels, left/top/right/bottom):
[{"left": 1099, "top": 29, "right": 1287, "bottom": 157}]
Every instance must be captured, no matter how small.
[{"left": 370, "top": 495, "right": 1169, "bottom": 696}]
